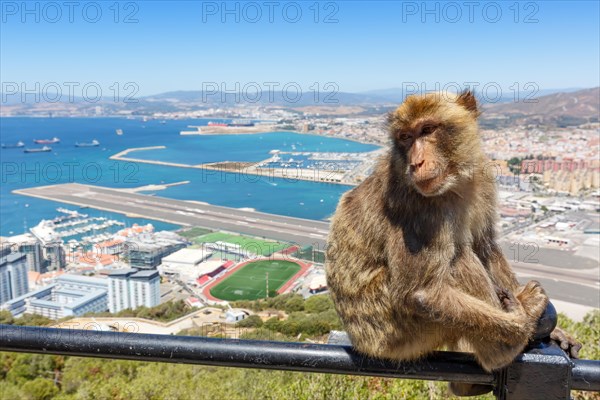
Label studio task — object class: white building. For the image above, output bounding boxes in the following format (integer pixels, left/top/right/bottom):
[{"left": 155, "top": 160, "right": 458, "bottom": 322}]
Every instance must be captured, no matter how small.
[
  {"left": 129, "top": 270, "right": 161, "bottom": 311},
  {"left": 225, "top": 309, "right": 248, "bottom": 323},
  {"left": 2, "top": 274, "right": 107, "bottom": 319},
  {"left": 108, "top": 269, "right": 160, "bottom": 313},
  {"left": 30, "top": 220, "right": 66, "bottom": 270},
  {"left": 2, "top": 234, "right": 44, "bottom": 272},
  {"left": 159, "top": 248, "right": 226, "bottom": 282},
  {"left": 309, "top": 275, "right": 327, "bottom": 294},
  {"left": 0, "top": 251, "right": 29, "bottom": 305}
]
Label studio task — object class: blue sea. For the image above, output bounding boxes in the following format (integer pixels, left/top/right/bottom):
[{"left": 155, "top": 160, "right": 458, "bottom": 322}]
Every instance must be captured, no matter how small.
[{"left": 0, "top": 117, "right": 379, "bottom": 236}]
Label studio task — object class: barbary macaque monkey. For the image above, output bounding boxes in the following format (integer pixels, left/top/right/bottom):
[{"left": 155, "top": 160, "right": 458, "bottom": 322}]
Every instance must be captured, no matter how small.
[{"left": 325, "top": 90, "right": 581, "bottom": 395}]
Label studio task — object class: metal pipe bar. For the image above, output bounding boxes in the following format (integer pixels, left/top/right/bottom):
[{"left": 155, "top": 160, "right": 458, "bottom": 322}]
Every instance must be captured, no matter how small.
[
  {"left": 571, "top": 359, "right": 600, "bottom": 392},
  {"left": 1, "top": 325, "right": 598, "bottom": 392},
  {"left": 0, "top": 324, "right": 492, "bottom": 384}
]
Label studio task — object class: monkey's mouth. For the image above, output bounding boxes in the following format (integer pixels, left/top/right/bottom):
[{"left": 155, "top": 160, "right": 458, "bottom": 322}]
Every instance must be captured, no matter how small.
[{"left": 412, "top": 172, "right": 448, "bottom": 196}]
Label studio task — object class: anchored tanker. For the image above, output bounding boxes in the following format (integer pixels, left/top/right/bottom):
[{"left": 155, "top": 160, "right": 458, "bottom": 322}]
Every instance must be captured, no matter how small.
[
  {"left": 1, "top": 141, "right": 25, "bottom": 148},
  {"left": 75, "top": 139, "right": 100, "bottom": 147},
  {"left": 33, "top": 137, "right": 60, "bottom": 144},
  {"left": 24, "top": 146, "right": 52, "bottom": 153}
]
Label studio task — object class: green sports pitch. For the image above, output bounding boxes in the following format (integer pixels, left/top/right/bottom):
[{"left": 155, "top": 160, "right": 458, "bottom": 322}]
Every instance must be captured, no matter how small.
[
  {"left": 194, "top": 232, "right": 290, "bottom": 256},
  {"left": 210, "top": 260, "right": 302, "bottom": 301}
]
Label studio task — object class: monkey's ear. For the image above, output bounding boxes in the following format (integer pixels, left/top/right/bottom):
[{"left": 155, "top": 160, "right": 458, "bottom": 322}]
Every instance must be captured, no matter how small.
[
  {"left": 385, "top": 111, "right": 396, "bottom": 126},
  {"left": 456, "top": 90, "right": 479, "bottom": 116}
]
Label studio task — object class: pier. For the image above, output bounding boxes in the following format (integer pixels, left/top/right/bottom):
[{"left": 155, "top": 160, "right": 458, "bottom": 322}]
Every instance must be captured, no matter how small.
[{"left": 109, "top": 146, "right": 350, "bottom": 184}]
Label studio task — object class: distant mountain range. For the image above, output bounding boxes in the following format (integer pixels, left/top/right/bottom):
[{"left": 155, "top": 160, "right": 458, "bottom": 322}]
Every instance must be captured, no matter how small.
[
  {"left": 481, "top": 87, "right": 599, "bottom": 128},
  {"left": 139, "top": 90, "right": 393, "bottom": 107},
  {"left": 359, "top": 87, "right": 586, "bottom": 104},
  {"left": 1, "top": 87, "right": 598, "bottom": 127},
  {"left": 139, "top": 87, "right": 589, "bottom": 107}
]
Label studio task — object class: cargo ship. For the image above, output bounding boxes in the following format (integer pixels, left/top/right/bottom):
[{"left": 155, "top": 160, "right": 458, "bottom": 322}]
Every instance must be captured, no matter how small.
[
  {"left": 75, "top": 139, "right": 100, "bottom": 147},
  {"left": 33, "top": 137, "right": 60, "bottom": 144},
  {"left": 1, "top": 141, "right": 25, "bottom": 148},
  {"left": 24, "top": 146, "right": 51, "bottom": 153}
]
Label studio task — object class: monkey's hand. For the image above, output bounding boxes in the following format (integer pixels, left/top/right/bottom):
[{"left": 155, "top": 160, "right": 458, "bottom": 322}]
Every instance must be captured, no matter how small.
[
  {"left": 494, "top": 284, "right": 519, "bottom": 312},
  {"left": 514, "top": 280, "right": 549, "bottom": 321},
  {"left": 550, "top": 327, "right": 582, "bottom": 359}
]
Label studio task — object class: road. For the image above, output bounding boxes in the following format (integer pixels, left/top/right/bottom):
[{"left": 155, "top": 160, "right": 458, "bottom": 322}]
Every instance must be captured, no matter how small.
[
  {"left": 14, "top": 183, "right": 330, "bottom": 247},
  {"left": 14, "top": 183, "right": 598, "bottom": 308},
  {"left": 512, "top": 261, "right": 599, "bottom": 308}
]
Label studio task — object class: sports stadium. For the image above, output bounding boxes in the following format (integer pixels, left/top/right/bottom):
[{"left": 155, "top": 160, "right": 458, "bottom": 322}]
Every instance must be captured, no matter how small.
[{"left": 204, "top": 258, "right": 311, "bottom": 301}]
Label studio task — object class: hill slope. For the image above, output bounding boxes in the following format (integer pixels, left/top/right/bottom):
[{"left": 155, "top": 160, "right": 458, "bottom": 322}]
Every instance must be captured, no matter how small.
[{"left": 482, "top": 87, "right": 599, "bottom": 127}]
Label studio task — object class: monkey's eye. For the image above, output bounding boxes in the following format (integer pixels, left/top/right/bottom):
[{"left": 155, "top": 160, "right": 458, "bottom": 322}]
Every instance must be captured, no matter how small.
[
  {"left": 421, "top": 125, "right": 436, "bottom": 135},
  {"left": 398, "top": 133, "right": 411, "bottom": 141}
]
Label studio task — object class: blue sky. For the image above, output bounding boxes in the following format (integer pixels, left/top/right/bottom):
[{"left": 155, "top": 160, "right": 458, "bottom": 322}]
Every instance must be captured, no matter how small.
[{"left": 1, "top": 1, "right": 599, "bottom": 96}]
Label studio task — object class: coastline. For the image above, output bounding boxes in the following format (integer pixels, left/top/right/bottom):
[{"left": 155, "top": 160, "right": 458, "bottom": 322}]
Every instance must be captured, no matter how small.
[
  {"left": 110, "top": 147, "right": 356, "bottom": 186},
  {"left": 179, "top": 125, "right": 383, "bottom": 147},
  {"left": 181, "top": 125, "right": 280, "bottom": 135}
]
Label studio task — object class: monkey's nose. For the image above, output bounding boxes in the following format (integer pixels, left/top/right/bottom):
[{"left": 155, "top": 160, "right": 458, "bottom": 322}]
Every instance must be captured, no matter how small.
[{"left": 411, "top": 160, "right": 425, "bottom": 171}]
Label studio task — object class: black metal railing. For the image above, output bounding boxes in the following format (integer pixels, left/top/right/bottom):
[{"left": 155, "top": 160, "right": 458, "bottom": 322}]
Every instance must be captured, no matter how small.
[{"left": 1, "top": 323, "right": 598, "bottom": 399}]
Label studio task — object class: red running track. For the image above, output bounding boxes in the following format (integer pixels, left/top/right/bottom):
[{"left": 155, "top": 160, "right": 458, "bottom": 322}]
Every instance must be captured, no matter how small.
[{"left": 202, "top": 257, "right": 312, "bottom": 302}]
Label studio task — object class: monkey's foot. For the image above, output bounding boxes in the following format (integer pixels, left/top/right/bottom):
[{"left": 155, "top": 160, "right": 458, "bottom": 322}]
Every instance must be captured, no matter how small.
[
  {"left": 550, "top": 327, "right": 582, "bottom": 358},
  {"left": 449, "top": 382, "right": 493, "bottom": 397}
]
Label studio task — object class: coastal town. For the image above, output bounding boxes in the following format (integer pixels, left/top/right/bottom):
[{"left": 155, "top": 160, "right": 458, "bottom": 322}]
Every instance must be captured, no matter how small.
[
  {"left": 2, "top": 0, "right": 598, "bottom": 396},
  {"left": 1, "top": 88, "right": 599, "bottom": 334}
]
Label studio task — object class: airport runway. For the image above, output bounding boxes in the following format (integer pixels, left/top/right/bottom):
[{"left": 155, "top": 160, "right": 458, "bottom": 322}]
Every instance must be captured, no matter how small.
[
  {"left": 14, "top": 183, "right": 598, "bottom": 308},
  {"left": 14, "top": 183, "right": 330, "bottom": 248}
]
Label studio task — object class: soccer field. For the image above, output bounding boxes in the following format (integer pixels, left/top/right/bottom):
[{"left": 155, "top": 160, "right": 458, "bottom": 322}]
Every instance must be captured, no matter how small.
[
  {"left": 195, "top": 232, "right": 290, "bottom": 256},
  {"left": 210, "top": 260, "right": 302, "bottom": 301}
]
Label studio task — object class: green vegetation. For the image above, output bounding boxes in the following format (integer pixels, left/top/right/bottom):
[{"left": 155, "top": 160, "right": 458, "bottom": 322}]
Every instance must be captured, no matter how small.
[
  {"left": 507, "top": 157, "right": 522, "bottom": 174},
  {"left": 293, "top": 246, "right": 326, "bottom": 263},
  {"left": 178, "top": 227, "right": 212, "bottom": 239},
  {"left": 210, "top": 260, "right": 301, "bottom": 301},
  {"left": 84, "top": 300, "right": 192, "bottom": 322},
  {"left": 263, "top": 308, "right": 342, "bottom": 337},
  {"left": 194, "top": 232, "right": 290, "bottom": 256},
  {"left": 232, "top": 292, "right": 303, "bottom": 312},
  {"left": 231, "top": 293, "right": 334, "bottom": 315},
  {"left": 235, "top": 314, "right": 263, "bottom": 328},
  {"left": 0, "top": 298, "right": 597, "bottom": 400},
  {"left": 232, "top": 295, "right": 341, "bottom": 338},
  {"left": 0, "top": 311, "right": 52, "bottom": 327}
]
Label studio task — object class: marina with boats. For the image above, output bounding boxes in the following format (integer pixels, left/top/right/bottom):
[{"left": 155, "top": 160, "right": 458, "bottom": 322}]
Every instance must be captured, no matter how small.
[{"left": 39, "top": 207, "right": 127, "bottom": 248}]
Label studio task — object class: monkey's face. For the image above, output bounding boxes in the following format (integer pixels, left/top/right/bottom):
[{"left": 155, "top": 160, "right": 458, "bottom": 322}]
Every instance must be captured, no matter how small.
[{"left": 387, "top": 91, "right": 482, "bottom": 197}]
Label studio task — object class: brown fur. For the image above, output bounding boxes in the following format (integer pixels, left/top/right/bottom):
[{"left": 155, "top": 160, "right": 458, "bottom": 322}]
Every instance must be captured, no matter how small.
[{"left": 325, "top": 91, "right": 579, "bottom": 384}]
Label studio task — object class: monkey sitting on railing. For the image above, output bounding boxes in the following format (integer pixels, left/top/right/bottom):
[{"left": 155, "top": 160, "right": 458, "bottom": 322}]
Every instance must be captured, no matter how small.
[{"left": 325, "top": 90, "right": 581, "bottom": 396}]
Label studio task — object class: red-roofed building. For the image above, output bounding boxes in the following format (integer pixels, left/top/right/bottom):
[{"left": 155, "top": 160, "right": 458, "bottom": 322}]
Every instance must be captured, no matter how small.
[
  {"left": 185, "top": 297, "right": 203, "bottom": 308},
  {"left": 94, "top": 239, "right": 125, "bottom": 255},
  {"left": 72, "top": 252, "right": 118, "bottom": 270}
]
